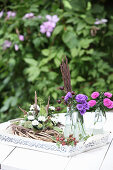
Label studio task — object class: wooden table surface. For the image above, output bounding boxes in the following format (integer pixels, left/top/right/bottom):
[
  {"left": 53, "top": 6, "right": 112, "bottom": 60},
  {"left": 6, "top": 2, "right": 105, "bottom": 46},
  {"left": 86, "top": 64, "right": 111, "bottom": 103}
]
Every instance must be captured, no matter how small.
[{"left": 0, "top": 112, "right": 113, "bottom": 170}]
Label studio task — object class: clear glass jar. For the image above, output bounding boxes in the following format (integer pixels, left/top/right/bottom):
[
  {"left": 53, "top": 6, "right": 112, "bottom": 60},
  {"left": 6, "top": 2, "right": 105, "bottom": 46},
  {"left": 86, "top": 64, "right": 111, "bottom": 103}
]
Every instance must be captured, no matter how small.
[
  {"left": 64, "top": 107, "right": 86, "bottom": 141},
  {"left": 93, "top": 108, "right": 106, "bottom": 135}
]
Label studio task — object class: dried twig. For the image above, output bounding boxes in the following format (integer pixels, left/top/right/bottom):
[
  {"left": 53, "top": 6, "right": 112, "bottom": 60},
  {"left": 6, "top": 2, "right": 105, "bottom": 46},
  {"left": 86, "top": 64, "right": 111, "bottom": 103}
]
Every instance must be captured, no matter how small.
[
  {"left": 33, "top": 91, "right": 39, "bottom": 115},
  {"left": 18, "top": 106, "right": 27, "bottom": 115},
  {"left": 45, "top": 96, "right": 50, "bottom": 115}
]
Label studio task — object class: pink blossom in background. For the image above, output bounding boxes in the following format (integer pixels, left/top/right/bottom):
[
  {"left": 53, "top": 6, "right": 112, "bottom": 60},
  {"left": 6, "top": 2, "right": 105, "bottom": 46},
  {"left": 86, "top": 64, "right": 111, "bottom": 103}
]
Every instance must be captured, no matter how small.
[
  {"left": 6, "top": 11, "right": 16, "bottom": 19},
  {"left": 91, "top": 92, "right": 99, "bottom": 99},
  {"left": 88, "top": 100, "right": 96, "bottom": 107},
  {"left": 19, "top": 35, "right": 24, "bottom": 41},
  {"left": 14, "top": 44, "right": 19, "bottom": 51},
  {"left": 103, "top": 98, "right": 112, "bottom": 107},
  {"left": 3, "top": 40, "right": 12, "bottom": 50},
  {"left": 23, "top": 13, "right": 34, "bottom": 19},
  {"left": 0, "top": 11, "right": 3, "bottom": 18},
  {"left": 104, "top": 92, "right": 112, "bottom": 98}
]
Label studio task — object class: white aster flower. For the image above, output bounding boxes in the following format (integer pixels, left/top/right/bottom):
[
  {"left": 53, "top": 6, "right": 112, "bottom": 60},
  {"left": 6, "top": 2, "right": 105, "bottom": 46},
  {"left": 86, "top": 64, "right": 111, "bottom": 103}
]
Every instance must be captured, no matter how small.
[
  {"left": 38, "top": 116, "right": 46, "bottom": 122},
  {"left": 28, "top": 115, "right": 35, "bottom": 121},
  {"left": 49, "top": 106, "right": 55, "bottom": 111},
  {"left": 32, "top": 120, "right": 39, "bottom": 126}
]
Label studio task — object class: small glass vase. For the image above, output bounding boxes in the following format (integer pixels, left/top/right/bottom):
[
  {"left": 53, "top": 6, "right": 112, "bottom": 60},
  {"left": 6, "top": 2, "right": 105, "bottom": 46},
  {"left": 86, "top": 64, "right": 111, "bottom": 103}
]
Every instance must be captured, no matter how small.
[
  {"left": 64, "top": 107, "right": 86, "bottom": 140},
  {"left": 92, "top": 108, "right": 106, "bottom": 135}
]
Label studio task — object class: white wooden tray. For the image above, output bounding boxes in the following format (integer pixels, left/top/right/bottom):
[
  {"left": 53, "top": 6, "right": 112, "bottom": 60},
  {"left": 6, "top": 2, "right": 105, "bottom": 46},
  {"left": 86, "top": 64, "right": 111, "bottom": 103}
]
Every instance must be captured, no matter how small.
[{"left": 0, "top": 120, "right": 112, "bottom": 157}]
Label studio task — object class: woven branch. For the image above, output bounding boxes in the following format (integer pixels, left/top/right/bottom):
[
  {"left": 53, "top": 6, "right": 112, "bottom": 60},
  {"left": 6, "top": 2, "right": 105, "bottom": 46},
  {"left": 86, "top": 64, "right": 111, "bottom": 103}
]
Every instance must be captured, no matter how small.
[
  {"left": 60, "top": 56, "right": 72, "bottom": 93},
  {"left": 10, "top": 124, "right": 61, "bottom": 143}
]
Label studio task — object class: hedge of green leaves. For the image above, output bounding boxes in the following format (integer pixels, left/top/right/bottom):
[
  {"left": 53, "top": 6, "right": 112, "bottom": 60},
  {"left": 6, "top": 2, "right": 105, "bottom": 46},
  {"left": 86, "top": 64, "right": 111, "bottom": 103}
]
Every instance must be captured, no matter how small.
[{"left": 0, "top": 0, "right": 113, "bottom": 122}]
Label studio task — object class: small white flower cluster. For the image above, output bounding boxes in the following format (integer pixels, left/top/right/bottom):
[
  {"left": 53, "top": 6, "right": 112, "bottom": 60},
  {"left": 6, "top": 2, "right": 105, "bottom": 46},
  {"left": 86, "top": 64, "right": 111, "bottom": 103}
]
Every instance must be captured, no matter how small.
[
  {"left": 30, "top": 105, "right": 40, "bottom": 111},
  {"left": 32, "top": 120, "right": 39, "bottom": 126},
  {"left": 38, "top": 116, "right": 46, "bottom": 122},
  {"left": 49, "top": 106, "right": 55, "bottom": 111}
]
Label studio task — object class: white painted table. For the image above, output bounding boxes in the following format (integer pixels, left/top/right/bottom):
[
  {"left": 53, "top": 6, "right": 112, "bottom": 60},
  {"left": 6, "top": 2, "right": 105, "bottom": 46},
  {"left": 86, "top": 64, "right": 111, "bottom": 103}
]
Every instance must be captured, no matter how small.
[{"left": 0, "top": 112, "right": 113, "bottom": 170}]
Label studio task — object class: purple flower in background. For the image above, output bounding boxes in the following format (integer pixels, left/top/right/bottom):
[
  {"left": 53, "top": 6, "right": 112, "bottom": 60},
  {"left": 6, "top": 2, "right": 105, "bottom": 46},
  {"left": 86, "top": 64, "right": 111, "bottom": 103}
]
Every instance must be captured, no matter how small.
[
  {"left": 94, "top": 18, "right": 108, "bottom": 25},
  {"left": 19, "top": 35, "right": 24, "bottom": 41},
  {"left": 46, "top": 15, "right": 59, "bottom": 27},
  {"left": 40, "top": 21, "right": 54, "bottom": 37},
  {"left": 40, "top": 15, "right": 59, "bottom": 37},
  {"left": 64, "top": 92, "right": 72, "bottom": 102},
  {"left": 37, "top": 15, "right": 42, "bottom": 19},
  {"left": 3, "top": 40, "right": 12, "bottom": 50},
  {"left": 23, "top": 13, "right": 34, "bottom": 19},
  {"left": 14, "top": 44, "right": 19, "bottom": 51},
  {"left": 75, "top": 94, "right": 87, "bottom": 103},
  {"left": 0, "top": 11, "right": 3, "bottom": 18},
  {"left": 6, "top": 11, "right": 16, "bottom": 19},
  {"left": 80, "top": 109, "right": 86, "bottom": 115}
]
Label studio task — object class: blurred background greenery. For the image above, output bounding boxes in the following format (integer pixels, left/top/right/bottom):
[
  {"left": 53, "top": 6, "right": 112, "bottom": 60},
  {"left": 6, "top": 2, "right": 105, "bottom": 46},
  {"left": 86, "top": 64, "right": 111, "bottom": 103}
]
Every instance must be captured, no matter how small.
[{"left": 0, "top": 0, "right": 113, "bottom": 122}]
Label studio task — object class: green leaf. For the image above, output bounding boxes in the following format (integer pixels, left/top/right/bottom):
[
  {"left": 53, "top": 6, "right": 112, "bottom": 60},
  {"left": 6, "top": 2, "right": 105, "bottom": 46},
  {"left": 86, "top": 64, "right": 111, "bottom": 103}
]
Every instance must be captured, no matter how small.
[
  {"left": 42, "top": 49, "right": 49, "bottom": 56},
  {"left": 53, "top": 25, "right": 63, "bottom": 36},
  {"left": 33, "top": 38, "right": 41, "bottom": 48},
  {"left": 62, "top": 31, "right": 78, "bottom": 49},
  {"left": 24, "top": 58, "right": 37, "bottom": 66},
  {"left": 54, "top": 58, "right": 61, "bottom": 67},
  {"left": 63, "top": 0, "right": 72, "bottom": 9},
  {"left": 76, "top": 76, "right": 85, "bottom": 82}
]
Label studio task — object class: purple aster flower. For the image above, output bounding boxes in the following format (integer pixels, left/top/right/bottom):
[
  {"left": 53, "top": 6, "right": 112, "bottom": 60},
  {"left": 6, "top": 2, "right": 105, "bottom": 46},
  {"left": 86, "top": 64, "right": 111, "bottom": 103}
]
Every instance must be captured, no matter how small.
[
  {"left": 64, "top": 92, "right": 72, "bottom": 102},
  {"left": 23, "top": 13, "right": 34, "bottom": 19},
  {"left": 14, "top": 44, "right": 19, "bottom": 51},
  {"left": 94, "top": 18, "right": 108, "bottom": 25},
  {"left": 75, "top": 94, "right": 87, "bottom": 103},
  {"left": 0, "top": 11, "right": 3, "bottom": 18},
  {"left": 76, "top": 104, "right": 84, "bottom": 111},
  {"left": 80, "top": 109, "right": 86, "bottom": 115},
  {"left": 83, "top": 102, "right": 89, "bottom": 110},
  {"left": 19, "top": 35, "right": 24, "bottom": 41},
  {"left": 3, "top": 40, "right": 12, "bottom": 50}
]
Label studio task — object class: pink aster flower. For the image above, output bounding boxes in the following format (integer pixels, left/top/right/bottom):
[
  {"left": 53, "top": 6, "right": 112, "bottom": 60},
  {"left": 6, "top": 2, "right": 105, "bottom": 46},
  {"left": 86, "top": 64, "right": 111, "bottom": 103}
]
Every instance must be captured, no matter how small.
[
  {"left": 107, "top": 102, "right": 113, "bottom": 109},
  {"left": 19, "top": 35, "right": 24, "bottom": 41},
  {"left": 103, "top": 98, "right": 112, "bottom": 107},
  {"left": 88, "top": 100, "right": 96, "bottom": 107},
  {"left": 104, "top": 92, "right": 112, "bottom": 98},
  {"left": 91, "top": 92, "right": 99, "bottom": 99}
]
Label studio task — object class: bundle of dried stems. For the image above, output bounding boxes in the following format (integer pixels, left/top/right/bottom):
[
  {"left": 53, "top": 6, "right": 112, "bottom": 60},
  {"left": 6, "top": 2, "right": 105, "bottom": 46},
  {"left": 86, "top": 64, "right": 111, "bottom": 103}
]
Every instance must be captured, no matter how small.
[{"left": 60, "top": 56, "right": 72, "bottom": 93}]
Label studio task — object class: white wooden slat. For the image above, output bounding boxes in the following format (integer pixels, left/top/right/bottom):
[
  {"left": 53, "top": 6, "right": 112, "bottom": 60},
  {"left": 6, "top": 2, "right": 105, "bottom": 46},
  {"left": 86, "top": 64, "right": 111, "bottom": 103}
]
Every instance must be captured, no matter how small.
[
  {"left": 65, "top": 145, "right": 109, "bottom": 170},
  {"left": 1, "top": 147, "right": 70, "bottom": 170},
  {"left": 100, "top": 139, "right": 113, "bottom": 170},
  {"left": 0, "top": 143, "right": 15, "bottom": 169}
]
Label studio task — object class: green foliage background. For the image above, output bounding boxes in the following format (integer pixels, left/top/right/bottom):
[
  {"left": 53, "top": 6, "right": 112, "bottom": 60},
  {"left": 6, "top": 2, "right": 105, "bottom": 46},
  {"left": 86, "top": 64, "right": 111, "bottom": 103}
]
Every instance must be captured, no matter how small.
[{"left": 0, "top": 0, "right": 113, "bottom": 122}]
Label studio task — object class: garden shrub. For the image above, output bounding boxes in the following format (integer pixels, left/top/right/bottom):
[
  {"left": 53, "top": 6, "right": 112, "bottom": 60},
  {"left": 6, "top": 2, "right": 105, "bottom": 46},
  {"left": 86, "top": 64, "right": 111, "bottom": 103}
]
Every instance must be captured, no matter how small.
[{"left": 0, "top": 0, "right": 113, "bottom": 122}]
